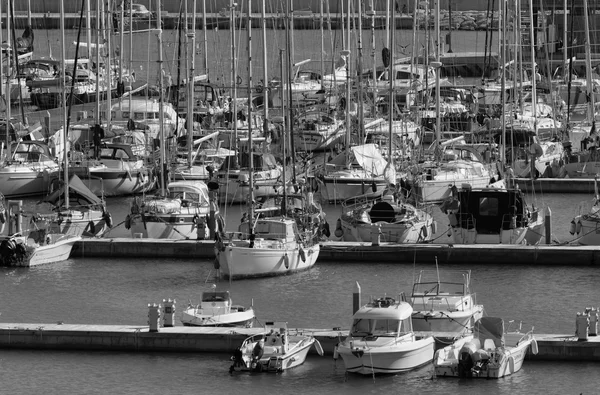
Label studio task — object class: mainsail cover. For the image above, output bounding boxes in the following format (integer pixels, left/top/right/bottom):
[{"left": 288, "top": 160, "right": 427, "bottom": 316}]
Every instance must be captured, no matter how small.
[
  {"left": 43, "top": 174, "right": 102, "bottom": 207},
  {"left": 351, "top": 144, "right": 388, "bottom": 177}
]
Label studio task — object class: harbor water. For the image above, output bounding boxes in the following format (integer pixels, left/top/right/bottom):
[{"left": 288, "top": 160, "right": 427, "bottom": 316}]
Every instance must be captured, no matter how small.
[{"left": 2, "top": 27, "right": 598, "bottom": 393}]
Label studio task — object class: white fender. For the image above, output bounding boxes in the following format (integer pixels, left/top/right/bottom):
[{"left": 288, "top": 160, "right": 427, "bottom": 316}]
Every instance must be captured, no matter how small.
[
  {"left": 314, "top": 339, "right": 324, "bottom": 356},
  {"left": 531, "top": 338, "right": 538, "bottom": 355}
]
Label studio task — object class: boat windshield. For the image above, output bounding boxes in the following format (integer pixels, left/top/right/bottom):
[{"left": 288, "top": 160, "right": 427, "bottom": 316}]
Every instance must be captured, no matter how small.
[
  {"left": 412, "top": 281, "right": 465, "bottom": 296},
  {"left": 351, "top": 318, "right": 409, "bottom": 337}
]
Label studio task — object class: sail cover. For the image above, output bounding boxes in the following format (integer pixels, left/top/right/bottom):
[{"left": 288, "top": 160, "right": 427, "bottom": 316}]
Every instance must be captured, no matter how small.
[
  {"left": 43, "top": 174, "right": 102, "bottom": 207},
  {"left": 351, "top": 144, "right": 388, "bottom": 177}
]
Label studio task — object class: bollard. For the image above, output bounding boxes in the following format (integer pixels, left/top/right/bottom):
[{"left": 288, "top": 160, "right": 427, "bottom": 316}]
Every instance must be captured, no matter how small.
[
  {"left": 576, "top": 312, "right": 589, "bottom": 341},
  {"left": 371, "top": 223, "right": 381, "bottom": 246},
  {"left": 544, "top": 206, "right": 552, "bottom": 245},
  {"left": 353, "top": 281, "right": 361, "bottom": 315},
  {"left": 148, "top": 303, "right": 161, "bottom": 332},
  {"left": 162, "top": 299, "right": 176, "bottom": 328},
  {"left": 589, "top": 307, "right": 598, "bottom": 336}
]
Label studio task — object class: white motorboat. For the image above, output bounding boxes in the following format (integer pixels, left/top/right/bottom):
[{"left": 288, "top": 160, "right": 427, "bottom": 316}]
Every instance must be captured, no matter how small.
[
  {"left": 338, "top": 193, "right": 435, "bottom": 244},
  {"left": 229, "top": 321, "right": 323, "bottom": 373},
  {"left": 217, "top": 217, "right": 320, "bottom": 279},
  {"left": 181, "top": 286, "right": 255, "bottom": 327},
  {"left": 0, "top": 139, "right": 59, "bottom": 198},
  {"left": 410, "top": 269, "right": 484, "bottom": 334},
  {"left": 0, "top": 233, "right": 81, "bottom": 267},
  {"left": 409, "top": 144, "right": 496, "bottom": 204},
  {"left": 570, "top": 177, "right": 600, "bottom": 245},
  {"left": 336, "top": 295, "right": 435, "bottom": 374},
  {"left": 441, "top": 183, "right": 545, "bottom": 245},
  {"left": 128, "top": 180, "right": 215, "bottom": 240},
  {"left": 434, "top": 317, "right": 538, "bottom": 378}
]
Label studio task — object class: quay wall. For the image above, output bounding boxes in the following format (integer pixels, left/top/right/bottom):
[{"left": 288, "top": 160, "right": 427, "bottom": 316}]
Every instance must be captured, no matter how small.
[
  {"left": 72, "top": 238, "right": 600, "bottom": 265},
  {"left": 0, "top": 323, "right": 598, "bottom": 361}
]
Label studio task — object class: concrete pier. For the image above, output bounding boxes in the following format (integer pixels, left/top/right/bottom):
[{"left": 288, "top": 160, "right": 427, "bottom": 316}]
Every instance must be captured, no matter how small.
[
  {"left": 72, "top": 238, "right": 600, "bottom": 265},
  {"left": 513, "top": 178, "right": 598, "bottom": 194},
  {"left": 0, "top": 323, "right": 597, "bottom": 361}
]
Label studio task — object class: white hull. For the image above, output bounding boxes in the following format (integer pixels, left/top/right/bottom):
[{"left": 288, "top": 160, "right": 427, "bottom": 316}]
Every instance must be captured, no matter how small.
[
  {"left": 294, "top": 129, "right": 345, "bottom": 152},
  {"left": 572, "top": 215, "right": 600, "bottom": 245},
  {"left": 218, "top": 243, "right": 319, "bottom": 279},
  {"left": 181, "top": 308, "right": 255, "bottom": 327},
  {"left": 450, "top": 219, "right": 545, "bottom": 245},
  {"left": 338, "top": 336, "right": 435, "bottom": 374},
  {"left": 340, "top": 218, "right": 434, "bottom": 243},
  {"left": 231, "top": 336, "right": 317, "bottom": 373},
  {"left": 0, "top": 167, "right": 57, "bottom": 198},
  {"left": 318, "top": 177, "right": 387, "bottom": 203},
  {"left": 0, "top": 234, "right": 81, "bottom": 267},
  {"left": 129, "top": 214, "right": 210, "bottom": 240},
  {"left": 413, "top": 176, "right": 491, "bottom": 204},
  {"left": 219, "top": 182, "right": 283, "bottom": 204}
]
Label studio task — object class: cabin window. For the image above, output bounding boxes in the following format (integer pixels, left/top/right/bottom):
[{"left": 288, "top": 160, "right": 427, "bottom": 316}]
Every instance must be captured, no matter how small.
[
  {"left": 122, "top": 111, "right": 130, "bottom": 119},
  {"left": 373, "top": 319, "right": 401, "bottom": 335},
  {"left": 115, "top": 149, "right": 130, "bottom": 159},
  {"left": 134, "top": 112, "right": 145, "bottom": 120},
  {"left": 478, "top": 197, "right": 499, "bottom": 216},
  {"left": 100, "top": 148, "right": 113, "bottom": 158},
  {"left": 351, "top": 319, "right": 374, "bottom": 336}
]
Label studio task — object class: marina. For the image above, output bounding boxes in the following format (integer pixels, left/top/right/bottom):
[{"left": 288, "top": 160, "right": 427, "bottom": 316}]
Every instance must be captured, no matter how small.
[{"left": 2, "top": 0, "right": 600, "bottom": 393}]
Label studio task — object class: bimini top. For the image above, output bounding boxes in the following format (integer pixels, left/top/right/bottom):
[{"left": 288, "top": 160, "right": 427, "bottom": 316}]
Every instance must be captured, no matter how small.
[{"left": 353, "top": 298, "right": 413, "bottom": 321}]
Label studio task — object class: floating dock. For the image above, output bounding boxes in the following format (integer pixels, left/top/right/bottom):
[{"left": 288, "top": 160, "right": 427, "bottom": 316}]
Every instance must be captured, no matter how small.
[
  {"left": 514, "top": 178, "right": 597, "bottom": 194},
  {"left": 0, "top": 323, "right": 597, "bottom": 361},
  {"left": 72, "top": 239, "right": 600, "bottom": 265}
]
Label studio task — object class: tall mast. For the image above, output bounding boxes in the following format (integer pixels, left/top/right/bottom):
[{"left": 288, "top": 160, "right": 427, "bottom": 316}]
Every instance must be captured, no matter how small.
[
  {"left": 60, "top": 0, "right": 69, "bottom": 207},
  {"left": 434, "top": 0, "right": 440, "bottom": 155},
  {"left": 388, "top": 0, "right": 395, "bottom": 162},
  {"left": 562, "top": 0, "right": 567, "bottom": 81},
  {"left": 187, "top": 0, "right": 197, "bottom": 168},
  {"left": 262, "top": 0, "right": 269, "bottom": 123},
  {"left": 202, "top": 0, "right": 208, "bottom": 76},
  {"left": 319, "top": 0, "right": 324, "bottom": 90},
  {"left": 247, "top": 0, "right": 255, "bottom": 233},
  {"left": 356, "top": 0, "right": 364, "bottom": 142},
  {"left": 0, "top": 0, "right": 4, "bottom": 157},
  {"left": 230, "top": 0, "right": 238, "bottom": 165},
  {"left": 157, "top": 0, "right": 166, "bottom": 195},
  {"left": 583, "top": 0, "right": 594, "bottom": 124}
]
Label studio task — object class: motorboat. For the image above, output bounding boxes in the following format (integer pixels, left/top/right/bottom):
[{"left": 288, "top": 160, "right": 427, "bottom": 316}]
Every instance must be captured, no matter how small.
[
  {"left": 181, "top": 286, "right": 255, "bottom": 327},
  {"left": 0, "top": 138, "right": 59, "bottom": 199},
  {"left": 0, "top": 200, "right": 80, "bottom": 267},
  {"left": 335, "top": 295, "right": 435, "bottom": 374},
  {"left": 410, "top": 269, "right": 484, "bottom": 334},
  {"left": 408, "top": 144, "right": 496, "bottom": 204},
  {"left": 570, "top": 177, "right": 600, "bottom": 245},
  {"left": 128, "top": 180, "right": 215, "bottom": 240},
  {"left": 68, "top": 142, "right": 156, "bottom": 197},
  {"left": 316, "top": 144, "right": 389, "bottom": 203},
  {"left": 338, "top": 192, "right": 435, "bottom": 244},
  {"left": 441, "top": 183, "right": 545, "bottom": 245},
  {"left": 217, "top": 147, "right": 284, "bottom": 204},
  {"left": 229, "top": 321, "right": 324, "bottom": 373},
  {"left": 434, "top": 317, "right": 538, "bottom": 378},
  {"left": 217, "top": 216, "right": 320, "bottom": 279},
  {"left": 293, "top": 110, "right": 345, "bottom": 153}
]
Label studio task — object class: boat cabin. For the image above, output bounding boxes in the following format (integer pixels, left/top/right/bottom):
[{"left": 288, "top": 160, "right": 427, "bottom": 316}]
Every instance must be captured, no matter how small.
[
  {"left": 350, "top": 299, "right": 414, "bottom": 338},
  {"left": 238, "top": 218, "right": 297, "bottom": 243},
  {"left": 410, "top": 270, "right": 476, "bottom": 312},
  {"left": 167, "top": 181, "right": 210, "bottom": 207},
  {"left": 9, "top": 140, "right": 55, "bottom": 163}
]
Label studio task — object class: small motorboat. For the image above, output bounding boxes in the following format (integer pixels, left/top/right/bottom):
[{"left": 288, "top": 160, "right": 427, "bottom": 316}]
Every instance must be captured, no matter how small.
[
  {"left": 434, "top": 317, "right": 538, "bottom": 378},
  {"left": 229, "top": 321, "right": 324, "bottom": 373},
  {"left": 181, "top": 286, "right": 255, "bottom": 327},
  {"left": 410, "top": 269, "right": 484, "bottom": 334},
  {"left": 335, "top": 295, "right": 435, "bottom": 374},
  {"left": 0, "top": 232, "right": 81, "bottom": 267}
]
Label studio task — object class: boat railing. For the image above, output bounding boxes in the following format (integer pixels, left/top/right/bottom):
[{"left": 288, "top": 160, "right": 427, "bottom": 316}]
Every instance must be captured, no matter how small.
[{"left": 453, "top": 213, "right": 476, "bottom": 230}]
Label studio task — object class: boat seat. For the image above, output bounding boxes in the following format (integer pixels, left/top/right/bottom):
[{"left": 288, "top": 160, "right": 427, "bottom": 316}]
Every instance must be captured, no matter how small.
[{"left": 484, "top": 338, "right": 496, "bottom": 350}]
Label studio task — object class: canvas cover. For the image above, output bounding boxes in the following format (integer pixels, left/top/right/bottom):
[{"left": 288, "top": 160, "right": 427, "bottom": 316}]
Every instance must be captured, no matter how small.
[
  {"left": 43, "top": 174, "right": 102, "bottom": 207},
  {"left": 475, "top": 317, "right": 504, "bottom": 348},
  {"left": 351, "top": 144, "right": 388, "bottom": 177}
]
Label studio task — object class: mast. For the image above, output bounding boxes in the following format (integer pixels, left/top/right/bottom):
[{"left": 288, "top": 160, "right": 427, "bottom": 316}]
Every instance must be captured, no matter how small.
[
  {"left": 286, "top": 0, "right": 296, "bottom": 184},
  {"left": 356, "top": 0, "right": 364, "bottom": 142},
  {"left": 388, "top": 0, "right": 395, "bottom": 162},
  {"left": 320, "top": 0, "right": 324, "bottom": 90},
  {"left": 434, "top": 0, "right": 440, "bottom": 157},
  {"left": 583, "top": 0, "right": 594, "bottom": 124},
  {"left": 0, "top": 0, "right": 4, "bottom": 158},
  {"left": 60, "top": 0, "right": 69, "bottom": 207},
  {"left": 562, "top": 0, "right": 567, "bottom": 81},
  {"left": 230, "top": 0, "right": 238, "bottom": 167},
  {"left": 500, "top": 0, "right": 506, "bottom": 168},
  {"left": 202, "top": 0, "right": 208, "bottom": 76},
  {"left": 280, "top": 49, "right": 288, "bottom": 214},
  {"left": 247, "top": 0, "right": 255, "bottom": 234},
  {"left": 187, "top": 0, "right": 197, "bottom": 168},
  {"left": 157, "top": 0, "right": 166, "bottom": 195},
  {"left": 262, "top": 0, "right": 269, "bottom": 123},
  {"left": 344, "top": 0, "right": 351, "bottom": 158}
]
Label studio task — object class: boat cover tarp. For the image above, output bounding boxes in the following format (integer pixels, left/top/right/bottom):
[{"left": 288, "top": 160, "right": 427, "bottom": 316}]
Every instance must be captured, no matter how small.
[
  {"left": 475, "top": 317, "right": 505, "bottom": 348},
  {"left": 43, "top": 174, "right": 102, "bottom": 207},
  {"left": 351, "top": 143, "right": 388, "bottom": 177}
]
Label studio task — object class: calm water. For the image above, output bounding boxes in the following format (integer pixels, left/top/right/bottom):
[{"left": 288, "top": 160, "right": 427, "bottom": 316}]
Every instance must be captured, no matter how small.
[{"left": 2, "top": 28, "right": 598, "bottom": 394}]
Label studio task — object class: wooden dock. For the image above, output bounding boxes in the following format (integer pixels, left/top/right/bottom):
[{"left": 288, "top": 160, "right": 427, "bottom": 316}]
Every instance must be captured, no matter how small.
[
  {"left": 71, "top": 238, "right": 600, "bottom": 265},
  {"left": 0, "top": 323, "right": 597, "bottom": 361}
]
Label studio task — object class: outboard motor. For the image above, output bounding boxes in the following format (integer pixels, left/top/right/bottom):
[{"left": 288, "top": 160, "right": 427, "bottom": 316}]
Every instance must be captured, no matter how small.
[{"left": 458, "top": 351, "right": 474, "bottom": 378}]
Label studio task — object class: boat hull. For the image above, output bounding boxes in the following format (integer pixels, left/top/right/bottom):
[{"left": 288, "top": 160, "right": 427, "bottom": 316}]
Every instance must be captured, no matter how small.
[
  {"left": 69, "top": 167, "right": 156, "bottom": 197},
  {"left": 412, "top": 176, "right": 491, "bottom": 204},
  {"left": 337, "top": 336, "right": 435, "bottom": 374},
  {"left": 0, "top": 166, "right": 58, "bottom": 198},
  {"left": 0, "top": 234, "right": 81, "bottom": 267},
  {"left": 181, "top": 308, "right": 255, "bottom": 327},
  {"left": 318, "top": 177, "right": 387, "bottom": 203},
  {"left": 340, "top": 217, "right": 435, "bottom": 243},
  {"left": 218, "top": 243, "right": 319, "bottom": 279},
  {"left": 129, "top": 213, "right": 210, "bottom": 240}
]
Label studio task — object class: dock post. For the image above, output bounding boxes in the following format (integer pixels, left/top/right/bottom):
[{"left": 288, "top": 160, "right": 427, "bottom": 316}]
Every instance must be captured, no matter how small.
[
  {"left": 545, "top": 206, "right": 552, "bottom": 244},
  {"left": 162, "top": 299, "right": 176, "bottom": 328},
  {"left": 589, "top": 308, "right": 598, "bottom": 336},
  {"left": 576, "top": 312, "right": 589, "bottom": 341},
  {"left": 371, "top": 223, "right": 381, "bottom": 246},
  {"left": 7, "top": 200, "right": 23, "bottom": 235},
  {"left": 148, "top": 303, "right": 161, "bottom": 332},
  {"left": 353, "top": 281, "right": 361, "bottom": 314}
]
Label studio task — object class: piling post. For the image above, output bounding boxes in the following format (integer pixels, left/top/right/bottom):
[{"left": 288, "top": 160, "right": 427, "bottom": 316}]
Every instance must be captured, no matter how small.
[
  {"left": 545, "top": 206, "right": 552, "bottom": 244},
  {"left": 353, "top": 281, "right": 361, "bottom": 314},
  {"left": 162, "top": 299, "right": 176, "bottom": 328},
  {"left": 148, "top": 303, "right": 161, "bottom": 332}
]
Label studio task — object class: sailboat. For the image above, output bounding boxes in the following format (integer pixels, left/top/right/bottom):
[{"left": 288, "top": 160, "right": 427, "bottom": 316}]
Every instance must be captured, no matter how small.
[{"left": 217, "top": 0, "right": 320, "bottom": 279}]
